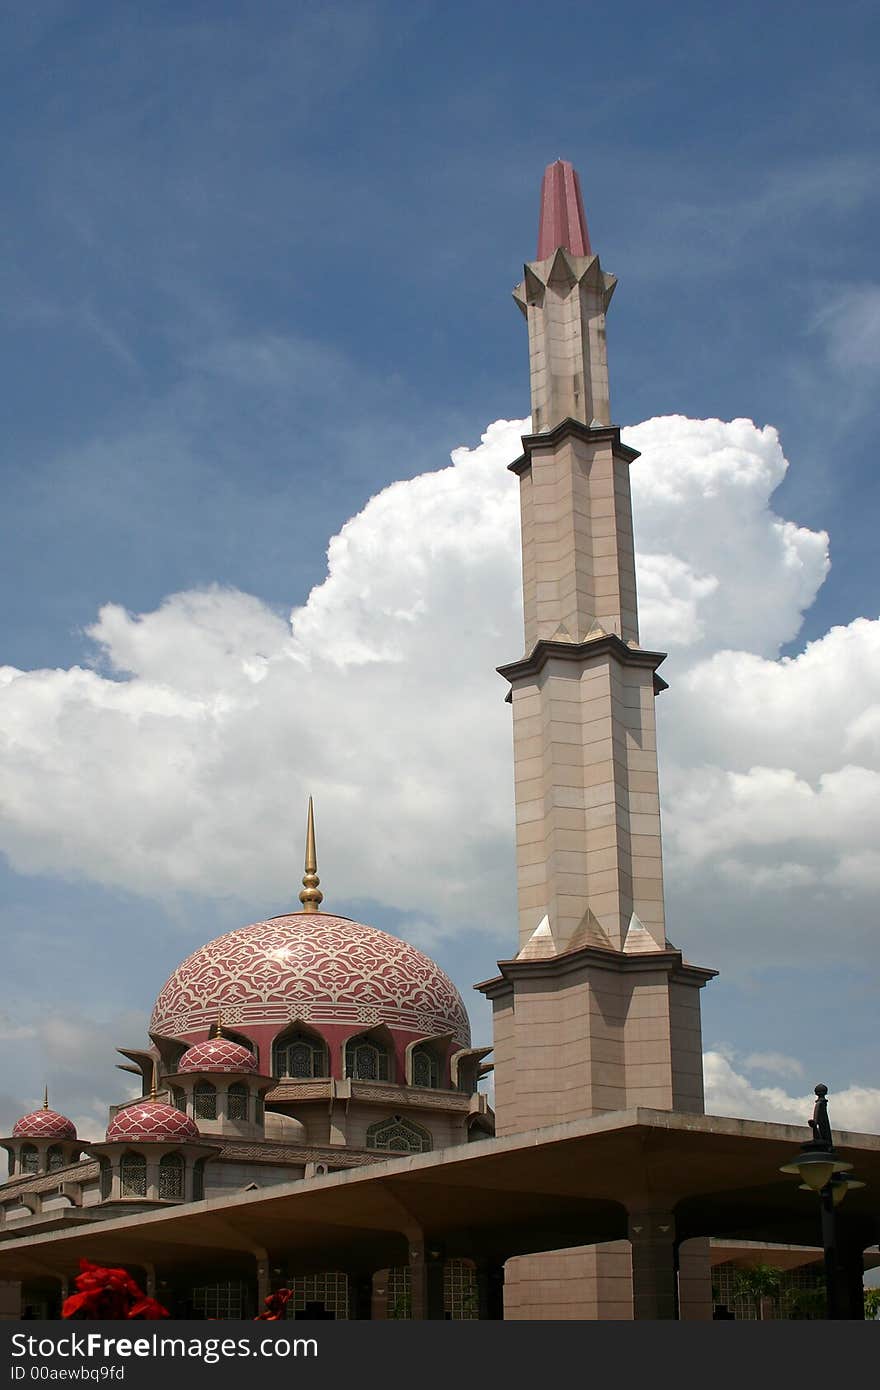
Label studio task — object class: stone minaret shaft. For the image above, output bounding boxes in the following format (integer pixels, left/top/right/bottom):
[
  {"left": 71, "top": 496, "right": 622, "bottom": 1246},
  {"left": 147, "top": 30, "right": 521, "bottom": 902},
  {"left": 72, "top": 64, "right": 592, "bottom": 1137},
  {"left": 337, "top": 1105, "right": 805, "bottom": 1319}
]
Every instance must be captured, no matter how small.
[{"left": 502, "top": 160, "right": 667, "bottom": 958}]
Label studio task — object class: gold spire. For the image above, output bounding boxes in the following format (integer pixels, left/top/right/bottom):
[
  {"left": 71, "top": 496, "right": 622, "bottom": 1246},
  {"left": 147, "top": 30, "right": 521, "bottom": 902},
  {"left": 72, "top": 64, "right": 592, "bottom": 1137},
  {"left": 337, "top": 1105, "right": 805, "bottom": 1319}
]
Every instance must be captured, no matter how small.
[
  {"left": 211, "top": 1008, "right": 225, "bottom": 1039},
  {"left": 298, "top": 796, "right": 323, "bottom": 911},
  {"left": 42, "top": 1085, "right": 49, "bottom": 1110},
  {"left": 149, "top": 1058, "right": 159, "bottom": 1101}
]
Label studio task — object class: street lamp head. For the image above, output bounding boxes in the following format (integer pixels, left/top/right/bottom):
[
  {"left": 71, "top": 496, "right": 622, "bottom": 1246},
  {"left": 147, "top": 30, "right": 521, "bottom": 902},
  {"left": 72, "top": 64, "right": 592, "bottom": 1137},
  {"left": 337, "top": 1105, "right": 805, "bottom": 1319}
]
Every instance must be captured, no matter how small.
[{"left": 781, "top": 1149, "right": 839, "bottom": 1190}]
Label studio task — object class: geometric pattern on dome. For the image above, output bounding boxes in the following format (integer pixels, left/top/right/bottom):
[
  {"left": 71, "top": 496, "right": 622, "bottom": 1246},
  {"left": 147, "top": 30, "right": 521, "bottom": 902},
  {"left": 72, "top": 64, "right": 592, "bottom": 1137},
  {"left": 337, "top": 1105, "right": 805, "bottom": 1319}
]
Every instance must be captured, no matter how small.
[
  {"left": 105, "top": 1100, "right": 200, "bottom": 1143},
  {"left": 178, "top": 1038, "right": 258, "bottom": 1074},
  {"left": 12, "top": 1108, "right": 77, "bottom": 1141},
  {"left": 150, "top": 914, "right": 471, "bottom": 1047}
]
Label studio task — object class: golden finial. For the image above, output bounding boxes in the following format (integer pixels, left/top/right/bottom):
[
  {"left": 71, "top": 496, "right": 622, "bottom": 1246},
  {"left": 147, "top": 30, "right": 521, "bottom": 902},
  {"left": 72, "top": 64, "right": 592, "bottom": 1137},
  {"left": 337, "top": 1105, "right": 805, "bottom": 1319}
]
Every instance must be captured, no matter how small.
[
  {"left": 298, "top": 796, "right": 323, "bottom": 911},
  {"left": 149, "top": 1058, "right": 159, "bottom": 1101},
  {"left": 42, "top": 1085, "right": 49, "bottom": 1110},
  {"left": 211, "top": 1008, "right": 225, "bottom": 1039}
]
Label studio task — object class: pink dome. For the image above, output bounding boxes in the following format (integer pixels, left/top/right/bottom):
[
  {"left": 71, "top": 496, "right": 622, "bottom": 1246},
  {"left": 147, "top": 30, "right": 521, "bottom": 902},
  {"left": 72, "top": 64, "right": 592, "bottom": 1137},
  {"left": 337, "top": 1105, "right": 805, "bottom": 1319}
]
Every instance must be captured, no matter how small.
[
  {"left": 178, "top": 1037, "right": 257, "bottom": 1074},
  {"left": 12, "top": 1107, "right": 77, "bottom": 1141},
  {"left": 150, "top": 913, "right": 471, "bottom": 1046},
  {"left": 106, "top": 1101, "right": 199, "bottom": 1143}
]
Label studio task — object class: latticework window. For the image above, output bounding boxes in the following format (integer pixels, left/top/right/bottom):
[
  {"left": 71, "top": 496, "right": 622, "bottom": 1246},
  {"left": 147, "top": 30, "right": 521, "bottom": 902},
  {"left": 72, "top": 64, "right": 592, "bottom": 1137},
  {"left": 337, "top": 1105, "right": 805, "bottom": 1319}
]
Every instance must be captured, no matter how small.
[
  {"left": 192, "top": 1158, "right": 206, "bottom": 1202},
  {"left": 193, "top": 1081, "right": 217, "bottom": 1120},
  {"left": 285, "top": 1272, "right": 349, "bottom": 1320},
  {"left": 159, "top": 1152, "right": 184, "bottom": 1199},
  {"left": 385, "top": 1267, "right": 411, "bottom": 1319},
  {"left": 345, "top": 1039, "right": 390, "bottom": 1082},
  {"left": 192, "top": 1280, "right": 248, "bottom": 1319},
  {"left": 20, "top": 1145, "right": 38, "bottom": 1175},
  {"left": 46, "top": 1146, "right": 64, "bottom": 1172},
  {"left": 366, "top": 1115, "right": 431, "bottom": 1153},
  {"left": 99, "top": 1161, "right": 112, "bottom": 1201},
  {"left": 444, "top": 1259, "right": 478, "bottom": 1319},
  {"left": 411, "top": 1047, "right": 440, "bottom": 1088},
  {"left": 273, "top": 1034, "right": 328, "bottom": 1079},
  {"left": 120, "top": 1151, "right": 147, "bottom": 1197},
  {"left": 227, "top": 1083, "right": 248, "bottom": 1121},
  {"left": 171, "top": 1087, "right": 187, "bottom": 1113}
]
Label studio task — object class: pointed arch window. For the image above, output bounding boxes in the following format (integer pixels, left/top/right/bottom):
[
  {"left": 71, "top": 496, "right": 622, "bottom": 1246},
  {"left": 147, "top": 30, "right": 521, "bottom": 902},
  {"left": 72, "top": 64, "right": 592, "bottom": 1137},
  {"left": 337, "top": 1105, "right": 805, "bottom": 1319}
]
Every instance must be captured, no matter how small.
[
  {"left": 273, "top": 1032, "right": 328, "bottom": 1080},
  {"left": 159, "top": 1152, "right": 184, "bottom": 1200},
  {"left": 20, "top": 1144, "right": 38, "bottom": 1174},
  {"left": 227, "top": 1083, "right": 248, "bottom": 1122},
  {"left": 411, "top": 1047, "right": 440, "bottom": 1089},
  {"left": 99, "top": 1160, "right": 112, "bottom": 1201},
  {"left": 193, "top": 1081, "right": 217, "bottom": 1120},
  {"left": 366, "top": 1115, "right": 432, "bottom": 1154},
  {"left": 120, "top": 1151, "right": 147, "bottom": 1197},
  {"left": 345, "top": 1037, "right": 390, "bottom": 1082},
  {"left": 46, "top": 1145, "right": 64, "bottom": 1172},
  {"left": 171, "top": 1086, "right": 187, "bottom": 1114},
  {"left": 192, "top": 1158, "right": 206, "bottom": 1202}
]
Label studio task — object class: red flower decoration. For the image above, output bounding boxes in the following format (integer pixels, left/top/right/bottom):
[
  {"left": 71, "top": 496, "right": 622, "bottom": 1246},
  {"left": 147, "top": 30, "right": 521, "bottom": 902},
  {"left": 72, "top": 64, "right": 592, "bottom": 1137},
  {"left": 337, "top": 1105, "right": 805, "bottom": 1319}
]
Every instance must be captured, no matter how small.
[
  {"left": 62, "top": 1260, "right": 169, "bottom": 1320},
  {"left": 254, "top": 1288, "right": 293, "bottom": 1321}
]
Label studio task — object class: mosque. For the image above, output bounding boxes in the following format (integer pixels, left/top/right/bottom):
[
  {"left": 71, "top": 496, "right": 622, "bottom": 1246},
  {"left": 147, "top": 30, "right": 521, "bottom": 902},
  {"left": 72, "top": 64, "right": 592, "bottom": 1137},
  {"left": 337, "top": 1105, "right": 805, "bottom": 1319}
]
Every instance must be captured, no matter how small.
[{"left": 1, "top": 162, "right": 878, "bottom": 1321}]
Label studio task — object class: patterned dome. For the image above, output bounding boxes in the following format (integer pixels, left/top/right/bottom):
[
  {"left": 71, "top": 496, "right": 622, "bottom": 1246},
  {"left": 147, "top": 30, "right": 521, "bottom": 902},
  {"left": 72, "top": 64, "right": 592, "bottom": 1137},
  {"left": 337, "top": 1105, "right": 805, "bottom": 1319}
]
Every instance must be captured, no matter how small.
[
  {"left": 106, "top": 1100, "right": 199, "bottom": 1143},
  {"left": 178, "top": 1037, "right": 257, "bottom": 1074},
  {"left": 12, "top": 1107, "right": 77, "bottom": 1141},
  {"left": 151, "top": 913, "right": 471, "bottom": 1046}
]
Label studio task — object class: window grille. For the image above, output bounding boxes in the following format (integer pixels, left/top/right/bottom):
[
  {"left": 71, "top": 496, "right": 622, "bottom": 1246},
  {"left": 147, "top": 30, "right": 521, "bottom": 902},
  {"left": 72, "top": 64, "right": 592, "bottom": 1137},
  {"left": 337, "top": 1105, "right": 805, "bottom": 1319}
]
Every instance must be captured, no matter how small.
[
  {"left": 193, "top": 1081, "right": 217, "bottom": 1120},
  {"left": 285, "top": 1272, "right": 349, "bottom": 1320},
  {"left": 272, "top": 1034, "right": 328, "bottom": 1079},
  {"left": 385, "top": 1267, "right": 411, "bottom": 1319},
  {"left": 227, "top": 1083, "right": 248, "bottom": 1121},
  {"left": 191, "top": 1281, "right": 248, "bottom": 1319},
  {"left": 99, "top": 1161, "right": 112, "bottom": 1201},
  {"left": 120, "top": 1151, "right": 147, "bottom": 1197},
  {"left": 345, "top": 1039, "right": 390, "bottom": 1082},
  {"left": 444, "top": 1259, "right": 478, "bottom": 1319},
  {"left": 411, "top": 1047, "right": 439, "bottom": 1088},
  {"left": 365, "top": 1115, "right": 431, "bottom": 1153},
  {"left": 46, "top": 1146, "right": 64, "bottom": 1172},
  {"left": 171, "top": 1087, "right": 187, "bottom": 1113},
  {"left": 159, "top": 1152, "right": 184, "bottom": 1199},
  {"left": 20, "top": 1145, "right": 38, "bottom": 1175}
]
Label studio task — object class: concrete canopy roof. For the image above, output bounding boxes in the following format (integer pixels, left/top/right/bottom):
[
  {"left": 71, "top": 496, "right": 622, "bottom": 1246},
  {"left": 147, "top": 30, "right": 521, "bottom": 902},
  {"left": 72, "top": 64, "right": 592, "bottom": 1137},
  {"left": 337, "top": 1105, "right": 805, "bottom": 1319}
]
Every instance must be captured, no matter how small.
[{"left": 1, "top": 1108, "right": 878, "bottom": 1283}]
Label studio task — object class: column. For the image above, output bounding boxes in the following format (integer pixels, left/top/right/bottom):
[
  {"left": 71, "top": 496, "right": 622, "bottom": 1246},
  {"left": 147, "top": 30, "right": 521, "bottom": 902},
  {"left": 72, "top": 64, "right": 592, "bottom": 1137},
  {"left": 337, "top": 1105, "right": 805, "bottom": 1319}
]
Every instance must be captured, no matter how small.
[
  {"left": 628, "top": 1210, "right": 678, "bottom": 1320},
  {"left": 408, "top": 1243, "right": 445, "bottom": 1320},
  {"left": 347, "top": 1272, "right": 374, "bottom": 1321},
  {"left": 475, "top": 1259, "right": 505, "bottom": 1320}
]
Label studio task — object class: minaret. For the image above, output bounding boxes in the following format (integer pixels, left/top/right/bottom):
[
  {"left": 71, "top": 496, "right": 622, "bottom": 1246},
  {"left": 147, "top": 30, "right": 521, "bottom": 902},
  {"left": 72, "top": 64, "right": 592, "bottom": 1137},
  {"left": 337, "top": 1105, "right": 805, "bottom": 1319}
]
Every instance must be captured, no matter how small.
[
  {"left": 478, "top": 159, "right": 715, "bottom": 1130},
  {"left": 476, "top": 157, "right": 716, "bottom": 1320}
]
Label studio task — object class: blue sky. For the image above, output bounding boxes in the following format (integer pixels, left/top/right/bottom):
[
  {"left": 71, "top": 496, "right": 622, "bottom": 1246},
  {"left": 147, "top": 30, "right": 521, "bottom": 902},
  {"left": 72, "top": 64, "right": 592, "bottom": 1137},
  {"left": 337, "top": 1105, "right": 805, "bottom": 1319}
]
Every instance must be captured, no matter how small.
[{"left": 2, "top": 0, "right": 879, "bottom": 1136}]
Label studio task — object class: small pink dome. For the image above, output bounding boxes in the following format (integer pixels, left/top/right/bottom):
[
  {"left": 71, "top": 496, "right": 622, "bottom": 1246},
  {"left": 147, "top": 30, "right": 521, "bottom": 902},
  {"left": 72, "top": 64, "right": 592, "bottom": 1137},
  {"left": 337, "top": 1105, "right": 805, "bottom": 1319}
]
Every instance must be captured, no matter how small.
[
  {"left": 106, "top": 1100, "right": 199, "bottom": 1143},
  {"left": 13, "top": 1107, "right": 77, "bottom": 1141},
  {"left": 178, "top": 1038, "right": 257, "bottom": 1074}
]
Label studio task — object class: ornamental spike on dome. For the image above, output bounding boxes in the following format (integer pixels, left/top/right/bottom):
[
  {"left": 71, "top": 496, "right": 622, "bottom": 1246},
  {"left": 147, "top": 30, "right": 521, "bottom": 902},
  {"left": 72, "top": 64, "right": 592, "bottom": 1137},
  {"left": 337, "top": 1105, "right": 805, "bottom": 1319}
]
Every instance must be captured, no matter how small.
[
  {"left": 149, "top": 1058, "right": 159, "bottom": 1101},
  {"left": 536, "top": 158, "right": 592, "bottom": 260},
  {"left": 298, "top": 796, "right": 323, "bottom": 910},
  {"left": 210, "top": 1007, "right": 225, "bottom": 1039},
  {"left": 42, "top": 1084, "right": 49, "bottom": 1110}
]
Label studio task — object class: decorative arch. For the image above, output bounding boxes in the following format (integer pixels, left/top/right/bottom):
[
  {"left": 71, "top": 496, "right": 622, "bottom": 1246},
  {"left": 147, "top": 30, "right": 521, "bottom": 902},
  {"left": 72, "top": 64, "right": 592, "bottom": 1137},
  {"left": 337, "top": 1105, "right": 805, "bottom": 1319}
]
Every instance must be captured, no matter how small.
[
  {"left": 272, "top": 1022, "right": 329, "bottom": 1080},
  {"left": 99, "top": 1159, "right": 112, "bottom": 1201},
  {"left": 226, "top": 1082, "right": 248, "bottom": 1122},
  {"left": 193, "top": 1080, "right": 217, "bottom": 1120},
  {"left": 119, "top": 1151, "right": 147, "bottom": 1197},
  {"left": 366, "top": 1115, "right": 432, "bottom": 1154},
  {"left": 171, "top": 1086, "right": 187, "bottom": 1113},
  {"left": 405, "top": 1032, "right": 451, "bottom": 1088},
  {"left": 344, "top": 1025, "right": 394, "bottom": 1083},
  {"left": 46, "top": 1145, "right": 64, "bottom": 1172},
  {"left": 19, "top": 1144, "right": 38, "bottom": 1175},
  {"left": 158, "top": 1151, "right": 184, "bottom": 1199}
]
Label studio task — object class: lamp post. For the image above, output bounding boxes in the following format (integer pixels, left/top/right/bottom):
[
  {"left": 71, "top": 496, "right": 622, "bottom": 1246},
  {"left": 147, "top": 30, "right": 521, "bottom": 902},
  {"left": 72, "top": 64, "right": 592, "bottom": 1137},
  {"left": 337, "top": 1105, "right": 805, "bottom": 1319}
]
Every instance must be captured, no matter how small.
[{"left": 780, "top": 1084, "right": 865, "bottom": 1319}]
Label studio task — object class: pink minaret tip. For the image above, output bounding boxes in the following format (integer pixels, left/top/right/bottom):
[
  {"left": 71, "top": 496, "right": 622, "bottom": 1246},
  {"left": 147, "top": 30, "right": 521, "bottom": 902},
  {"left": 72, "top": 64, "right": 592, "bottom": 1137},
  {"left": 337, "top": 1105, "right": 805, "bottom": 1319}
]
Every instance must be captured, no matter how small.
[{"left": 536, "top": 159, "right": 592, "bottom": 260}]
